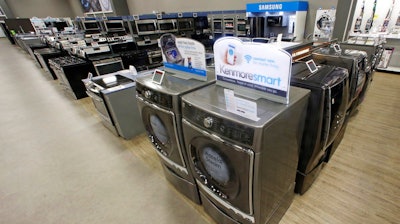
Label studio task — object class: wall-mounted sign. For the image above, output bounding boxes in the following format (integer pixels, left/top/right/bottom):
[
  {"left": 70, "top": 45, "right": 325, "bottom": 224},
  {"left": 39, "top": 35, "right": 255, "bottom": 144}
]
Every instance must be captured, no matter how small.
[
  {"left": 80, "top": 0, "right": 113, "bottom": 13},
  {"left": 214, "top": 37, "right": 292, "bottom": 104},
  {"left": 246, "top": 1, "right": 308, "bottom": 13},
  {"left": 159, "top": 33, "right": 207, "bottom": 81}
]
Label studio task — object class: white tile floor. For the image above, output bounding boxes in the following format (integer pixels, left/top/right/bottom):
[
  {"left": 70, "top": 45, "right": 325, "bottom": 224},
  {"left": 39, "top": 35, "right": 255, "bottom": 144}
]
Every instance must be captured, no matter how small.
[{"left": 0, "top": 38, "right": 209, "bottom": 224}]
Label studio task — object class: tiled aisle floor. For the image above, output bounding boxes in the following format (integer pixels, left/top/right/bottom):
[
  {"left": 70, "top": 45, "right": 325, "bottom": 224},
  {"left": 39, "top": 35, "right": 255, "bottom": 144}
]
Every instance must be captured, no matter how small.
[{"left": 0, "top": 39, "right": 209, "bottom": 223}]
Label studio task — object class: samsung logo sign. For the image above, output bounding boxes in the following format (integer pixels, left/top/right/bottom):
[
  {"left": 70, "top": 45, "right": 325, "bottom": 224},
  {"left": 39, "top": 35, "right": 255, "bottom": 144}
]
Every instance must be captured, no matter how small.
[{"left": 259, "top": 4, "right": 283, "bottom": 10}]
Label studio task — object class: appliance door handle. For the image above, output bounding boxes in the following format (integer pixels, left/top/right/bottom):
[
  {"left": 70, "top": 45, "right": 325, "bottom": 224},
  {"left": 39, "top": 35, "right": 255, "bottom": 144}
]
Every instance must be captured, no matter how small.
[
  {"left": 86, "top": 91, "right": 102, "bottom": 102},
  {"left": 136, "top": 95, "right": 174, "bottom": 115},
  {"left": 182, "top": 118, "right": 250, "bottom": 154}
]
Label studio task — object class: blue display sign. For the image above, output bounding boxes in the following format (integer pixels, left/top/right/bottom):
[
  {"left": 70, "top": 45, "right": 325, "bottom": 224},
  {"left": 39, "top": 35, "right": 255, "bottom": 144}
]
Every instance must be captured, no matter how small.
[{"left": 246, "top": 1, "right": 308, "bottom": 12}]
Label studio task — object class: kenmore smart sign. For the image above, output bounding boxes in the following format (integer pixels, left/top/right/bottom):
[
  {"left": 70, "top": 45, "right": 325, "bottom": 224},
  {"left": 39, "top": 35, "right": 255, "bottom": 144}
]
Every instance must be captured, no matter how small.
[{"left": 213, "top": 37, "right": 292, "bottom": 99}]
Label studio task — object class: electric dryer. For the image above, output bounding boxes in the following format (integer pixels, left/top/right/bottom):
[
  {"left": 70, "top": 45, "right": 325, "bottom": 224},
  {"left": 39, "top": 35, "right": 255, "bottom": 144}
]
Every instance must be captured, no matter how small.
[
  {"left": 135, "top": 70, "right": 215, "bottom": 204},
  {"left": 291, "top": 62, "right": 349, "bottom": 194},
  {"left": 311, "top": 47, "right": 368, "bottom": 162},
  {"left": 181, "top": 84, "right": 310, "bottom": 224},
  {"left": 312, "top": 47, "right": 367, "bottom": 114}
]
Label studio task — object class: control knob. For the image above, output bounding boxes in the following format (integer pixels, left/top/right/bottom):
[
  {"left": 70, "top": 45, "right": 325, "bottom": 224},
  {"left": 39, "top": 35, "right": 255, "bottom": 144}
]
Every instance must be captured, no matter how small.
[
  {"left": 203, "top": 117, "right": 213, "bottom": 128},
  {"left": 144, "top": 90, "right": 152, "bottom": 99}
]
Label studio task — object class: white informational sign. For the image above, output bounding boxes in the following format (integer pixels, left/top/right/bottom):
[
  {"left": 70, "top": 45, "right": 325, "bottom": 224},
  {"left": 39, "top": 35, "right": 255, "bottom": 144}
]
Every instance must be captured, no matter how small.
[
  {"left": 159, "top": 33, "right": 207, "bottom": 80},
  {"left": 224, "top": 89, "right": 259, "bottom": 121},
  {"left": 214, "top": 37, "right": 292, "bottom": 103}
]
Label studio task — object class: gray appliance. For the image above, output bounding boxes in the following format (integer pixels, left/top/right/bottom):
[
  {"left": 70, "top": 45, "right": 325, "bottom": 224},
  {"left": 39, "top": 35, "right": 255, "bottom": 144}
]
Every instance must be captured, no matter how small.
[
  {"left": 181, "top": 84, "right": 310, "bottom": 224},
  {"left": 135, "top": 70, "right": 215, "bottom": 204},
  {"left": 83, "top": 71, "right": 145, "bottom": 139}
]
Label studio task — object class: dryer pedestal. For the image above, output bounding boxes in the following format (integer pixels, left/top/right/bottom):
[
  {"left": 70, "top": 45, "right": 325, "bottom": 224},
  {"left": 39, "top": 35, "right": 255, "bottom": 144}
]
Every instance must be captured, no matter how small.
[{"left": 161, "top": 161, "right": 200, "bottom": 204}]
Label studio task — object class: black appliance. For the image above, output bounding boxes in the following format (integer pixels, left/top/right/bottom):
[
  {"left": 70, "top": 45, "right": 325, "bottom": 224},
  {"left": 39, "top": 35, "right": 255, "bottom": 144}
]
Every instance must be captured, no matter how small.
[
  {"left": 34, "top": 48, "right": 66, "bottom": 80},
  {"left": 266, "top": 16, "right": 288, "bottom": 27},
  {"left": 135, "top": 71, "right": 216, "bottom": 204},
  {"left": 49, "top": 56, "right": 96, "bottom": 99},
  {"left": 312, "top": 47, "right": 367, "bottom": 113},
  {"left": 181, "top": 84, "right": 309, "bottom": 224},
  {"left": 119, "top": 50, "right": 148, "bottom": 71},
  {"left": 291, "top": 62, "right": 349, "bottom": 194}
]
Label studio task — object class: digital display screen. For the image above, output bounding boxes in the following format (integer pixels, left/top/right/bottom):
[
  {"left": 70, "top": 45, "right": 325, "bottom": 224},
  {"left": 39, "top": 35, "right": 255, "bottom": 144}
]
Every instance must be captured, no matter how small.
[
  {"left": 306, "top": 59, "right": 318, "bottom": 73},
  {"left": 333, "top": 44, "right": 341, "bottom": 52},
  {"left": 152, "top": 69, "right": 165, "bottom": 84},
  {"left": 201, "top": 147, "right": 230, "bottom": 185}
]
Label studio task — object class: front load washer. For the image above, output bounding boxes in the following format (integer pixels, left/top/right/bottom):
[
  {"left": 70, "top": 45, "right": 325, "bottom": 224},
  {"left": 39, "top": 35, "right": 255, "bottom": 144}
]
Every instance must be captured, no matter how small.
[
  {"left": 291, "top": 62, "right": 349, "bottom": 194},
  {"left": 135, "top": 70, "right": 215, "bottom": 204},
  {"left": 182, "top": 84, "right": 310, "bottom": 224}
]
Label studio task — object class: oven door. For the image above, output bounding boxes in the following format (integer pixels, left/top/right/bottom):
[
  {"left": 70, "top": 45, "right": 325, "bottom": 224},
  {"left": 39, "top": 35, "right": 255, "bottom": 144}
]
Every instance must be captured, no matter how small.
[
  {"left": 322, "top": 68, "right": 349, "bottom": 148},
  {"left": 93, "top": 57, "right": 124, "bottom": 76},
  {"left": 158, "top": 19, "right": 178, "bottom": 33},
  {"left": 136, "top": 96, "right": 186, "bottom": 173},
  {"left": 135, "top": 19, "right": 157, "bottom": 35},
  {"left": 182, "top": 118, "right": 254, "bottom": 220}
]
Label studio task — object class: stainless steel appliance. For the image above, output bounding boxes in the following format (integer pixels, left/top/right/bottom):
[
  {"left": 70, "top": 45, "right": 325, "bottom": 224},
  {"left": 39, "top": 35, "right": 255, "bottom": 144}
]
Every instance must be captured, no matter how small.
[
  {"left": 146, "top": 49, "right": 163, "bottom": 68},
  {"left": 177, "top": 18, "right": 194, "bottom": 37},
  {"left": 49, "top": 56, "right": 96, "bottom": 99},
  {"left": 135, "top": 19, "right": 158, "bottom": 36},
  {"left": 103, "top": 20, "right": 125, "bottom": 33},
  {"left": 83, "top": 20, "right": 101, "bottom": 34},
  {"left": 80, "top": 45, "right": 125, "bottom": 76},
  {"left": 92, "top": 57, "right": 124, "bottom": 76},
  {"left": 236, "top": 17, "right": 248, "bottom": 37},
  {"left": 83, "top": 71, "right": 145, "bottom": 139},
  {"left": 181, "top": 84, "right": 310, "bottom": 224},
  {"left": 136, "top": 70, "right": 215, "bottom": 204},
  {"left": 157, "top": 19, "right": 178, "bottom": 33},
  {"left": 290, "top": 63, "right": 349, "bottom": 194}
]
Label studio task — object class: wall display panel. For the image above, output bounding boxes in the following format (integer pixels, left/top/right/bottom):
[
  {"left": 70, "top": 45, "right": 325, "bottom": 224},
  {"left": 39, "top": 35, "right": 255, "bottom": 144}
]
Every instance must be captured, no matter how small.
[
  {"left": 80, "top": 0, "right": 113, "bottom": 13},
  {"left": 351, "top": 0, "right": 400, "bottom": 34}
]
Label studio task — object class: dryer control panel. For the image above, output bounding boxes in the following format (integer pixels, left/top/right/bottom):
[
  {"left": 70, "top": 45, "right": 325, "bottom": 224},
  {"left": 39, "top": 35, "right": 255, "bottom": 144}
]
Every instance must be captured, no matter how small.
[
  {"left": 136, "top": 83, "right": 173, "bottom": 109},
  {"left": 183, "top": 102, "right": 254, "bottom": 146}
]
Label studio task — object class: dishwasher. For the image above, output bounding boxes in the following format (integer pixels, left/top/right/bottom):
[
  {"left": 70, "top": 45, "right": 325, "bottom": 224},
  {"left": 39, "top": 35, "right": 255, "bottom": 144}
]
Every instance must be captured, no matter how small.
[{"left": 83, "top": 70, "right": 146, "bottom": 139}]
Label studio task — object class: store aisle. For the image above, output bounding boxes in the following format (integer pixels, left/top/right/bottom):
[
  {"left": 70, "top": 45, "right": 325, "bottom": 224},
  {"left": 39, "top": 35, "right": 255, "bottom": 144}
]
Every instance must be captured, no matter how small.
[
  {"left": 1, "top": 37, "right": 400, "bottom": 224},
  {"left": 0, "top": 39, "right": 210, "bottom": 224}
]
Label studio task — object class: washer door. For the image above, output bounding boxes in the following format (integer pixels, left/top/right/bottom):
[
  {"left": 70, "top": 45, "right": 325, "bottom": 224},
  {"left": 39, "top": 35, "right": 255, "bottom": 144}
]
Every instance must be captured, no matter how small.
[
  {"left": 184, "top": 120, "right": 254, "bottom": 216},
  {"left": 137, "top": 98, "right": 185, "bottom": 168}
]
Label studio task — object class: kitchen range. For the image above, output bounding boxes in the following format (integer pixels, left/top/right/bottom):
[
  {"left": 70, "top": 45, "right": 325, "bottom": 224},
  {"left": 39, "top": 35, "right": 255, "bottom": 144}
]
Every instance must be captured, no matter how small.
[{"left": 83, "top": 70, "right": 145, "bottom": 139}]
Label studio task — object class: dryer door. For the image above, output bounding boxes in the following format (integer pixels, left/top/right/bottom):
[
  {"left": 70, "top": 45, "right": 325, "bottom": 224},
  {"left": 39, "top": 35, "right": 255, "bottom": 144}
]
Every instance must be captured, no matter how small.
[
  {"left": 183, "top": 119, "right": 254, "bottom": 217},
  {"left": 137, "top": 97, "right": 186, "bottom": 169}
]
